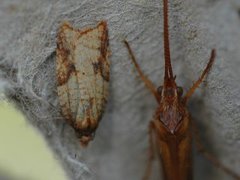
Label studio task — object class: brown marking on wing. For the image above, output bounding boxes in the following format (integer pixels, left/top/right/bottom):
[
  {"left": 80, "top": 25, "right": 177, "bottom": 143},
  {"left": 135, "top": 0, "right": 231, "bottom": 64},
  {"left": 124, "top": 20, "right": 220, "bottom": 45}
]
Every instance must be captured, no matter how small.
[
  {"left": 56, "top": 24, "right": 78, "bottom": 86},
  {"left": 57, "top": 23, "right": 75, "bottom": 126},
  {"left": 92, "top": 61, "right": 102, "bottom": 75},
  {"left": 72, "top": 21, "right": 108, "bottom": 39},
  {"left": 99, "top": 21, "right": 109, "bottom": 59},
  {"left": 98, "top": 21, "right": 110, "bottom": 82},
  {"left": 73, "top": 107, "right": 99, "bottom": 146},
  {"left": 57, "top": 63, "right": 76, "bottom": 86},
  {"left": 59, "top": 21, "right": 110, "bottom": 83},
  {"left": 59, "top": 102, "right": 73, "bottom": 123}
]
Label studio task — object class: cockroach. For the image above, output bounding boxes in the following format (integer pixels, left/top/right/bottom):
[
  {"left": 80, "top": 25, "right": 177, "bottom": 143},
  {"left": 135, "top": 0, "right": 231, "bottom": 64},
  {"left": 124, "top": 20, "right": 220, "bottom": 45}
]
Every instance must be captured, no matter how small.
[{"left": 124, "top": 0, "right": 240, "bottom": 179}]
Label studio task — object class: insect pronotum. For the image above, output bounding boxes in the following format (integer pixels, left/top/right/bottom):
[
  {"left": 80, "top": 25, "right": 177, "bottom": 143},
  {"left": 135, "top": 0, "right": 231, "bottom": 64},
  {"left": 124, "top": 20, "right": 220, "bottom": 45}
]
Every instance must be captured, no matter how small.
[
  {"left": 56, "top": 21, "right": 110, "bottom": 146},
  {"left": 124, "top": 0, "right": 240, "bottom": 179}
]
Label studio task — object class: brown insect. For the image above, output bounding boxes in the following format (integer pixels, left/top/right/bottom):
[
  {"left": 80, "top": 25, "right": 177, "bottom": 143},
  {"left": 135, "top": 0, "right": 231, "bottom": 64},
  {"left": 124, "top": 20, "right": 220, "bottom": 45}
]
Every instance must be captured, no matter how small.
[{"left": 124, "top": 0, "right": 240, "bottom": 179}]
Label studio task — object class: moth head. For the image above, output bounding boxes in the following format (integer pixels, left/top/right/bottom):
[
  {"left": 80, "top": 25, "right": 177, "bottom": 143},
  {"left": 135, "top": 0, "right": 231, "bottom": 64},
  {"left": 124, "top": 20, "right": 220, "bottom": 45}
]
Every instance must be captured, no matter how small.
[
  {"left": 157, "top": 82, "right": 185, "bottom": 134},
  {"left": 157, "top": 85, "right": 183, "bottom": 100}
]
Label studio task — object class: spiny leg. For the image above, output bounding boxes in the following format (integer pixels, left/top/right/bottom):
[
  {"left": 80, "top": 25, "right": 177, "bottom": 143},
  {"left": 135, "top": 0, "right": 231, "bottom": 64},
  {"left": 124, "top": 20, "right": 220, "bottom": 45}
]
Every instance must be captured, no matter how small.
[
  {"left": 183, "top": 49, "right": 216, "bottom": 103},
  {"left": 124, "top": 40, "right": 159, "bottom": 101},
  {"left": 143, "top": 121, "right": 156, "bottom": 180},
  {"left": 192, "top": 121, "right": 240, "bottom": 180}
]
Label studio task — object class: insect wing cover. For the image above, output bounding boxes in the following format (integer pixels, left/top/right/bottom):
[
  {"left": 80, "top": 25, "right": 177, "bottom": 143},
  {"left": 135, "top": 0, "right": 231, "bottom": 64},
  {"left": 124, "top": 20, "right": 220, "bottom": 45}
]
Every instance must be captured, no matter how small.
[{"left": 56, "top": 21, "right": 110, "bottom": 146}]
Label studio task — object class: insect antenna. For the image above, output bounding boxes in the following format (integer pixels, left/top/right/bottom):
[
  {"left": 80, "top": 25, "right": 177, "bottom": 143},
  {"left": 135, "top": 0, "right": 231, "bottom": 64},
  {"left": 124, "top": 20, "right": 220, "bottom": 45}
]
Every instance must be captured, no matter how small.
[{"left": 163, "top": 0, "right": 174, "bottom": 80}]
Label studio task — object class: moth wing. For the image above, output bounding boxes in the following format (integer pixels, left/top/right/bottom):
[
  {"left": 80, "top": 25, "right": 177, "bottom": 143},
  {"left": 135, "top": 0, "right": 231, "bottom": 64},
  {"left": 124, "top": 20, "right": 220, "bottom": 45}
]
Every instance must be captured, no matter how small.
[
  {"left": 73, "top": 21, "right": 109, "bottom": 129},
  {"left": 56, "top": 23, "right": 81, "bottom": 123}
]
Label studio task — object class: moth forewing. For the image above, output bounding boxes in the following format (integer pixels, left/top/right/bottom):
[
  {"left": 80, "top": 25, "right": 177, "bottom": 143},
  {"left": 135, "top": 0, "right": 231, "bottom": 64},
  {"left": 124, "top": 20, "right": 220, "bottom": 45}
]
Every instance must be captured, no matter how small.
[{"left": 56, "top": 21, "right": 110, "bottom": 146}]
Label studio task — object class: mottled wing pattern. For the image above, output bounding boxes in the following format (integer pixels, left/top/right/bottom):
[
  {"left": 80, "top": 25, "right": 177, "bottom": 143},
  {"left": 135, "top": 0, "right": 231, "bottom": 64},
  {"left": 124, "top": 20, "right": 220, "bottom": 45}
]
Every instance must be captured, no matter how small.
[{"left": 56, "top": 21, "right": 109, "bottom": 145}]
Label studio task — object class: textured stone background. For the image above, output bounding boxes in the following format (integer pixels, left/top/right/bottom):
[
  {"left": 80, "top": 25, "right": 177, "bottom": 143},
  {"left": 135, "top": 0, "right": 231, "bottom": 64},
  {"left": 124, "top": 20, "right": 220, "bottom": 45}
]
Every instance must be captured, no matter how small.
[{"left": 0, "top": 0, "right": 240, "bottom": 180}]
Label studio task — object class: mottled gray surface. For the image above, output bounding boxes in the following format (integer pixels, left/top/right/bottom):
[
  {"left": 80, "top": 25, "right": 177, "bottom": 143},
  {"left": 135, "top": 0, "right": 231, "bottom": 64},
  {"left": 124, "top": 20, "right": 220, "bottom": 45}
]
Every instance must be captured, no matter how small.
[{"left": 0, "top": 0, "right": 240, "bottom": 180}]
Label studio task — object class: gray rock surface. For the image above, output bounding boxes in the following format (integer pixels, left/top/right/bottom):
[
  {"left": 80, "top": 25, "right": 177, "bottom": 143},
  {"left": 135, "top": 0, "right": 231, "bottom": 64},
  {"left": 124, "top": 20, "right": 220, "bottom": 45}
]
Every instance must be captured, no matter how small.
[{"left": 0, "top": 0, "right": 240, "bottom": 180}]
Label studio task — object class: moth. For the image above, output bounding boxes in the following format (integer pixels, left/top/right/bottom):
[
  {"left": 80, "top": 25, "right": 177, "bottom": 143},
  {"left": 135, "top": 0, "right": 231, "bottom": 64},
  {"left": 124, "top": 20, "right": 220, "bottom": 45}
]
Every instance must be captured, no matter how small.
[
  {"left": 124, "top": 0, "right": 240, "bottom": 179},
  {"left": 56, "top": 21, "right": 110, "bottom": 146}
]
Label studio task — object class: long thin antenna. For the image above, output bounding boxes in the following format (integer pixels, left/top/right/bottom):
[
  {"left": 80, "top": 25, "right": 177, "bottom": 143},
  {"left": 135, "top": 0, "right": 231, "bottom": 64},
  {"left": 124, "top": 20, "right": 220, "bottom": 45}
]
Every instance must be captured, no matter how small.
[{"left": 163, "top": 0, "right": 173, "bottom": 79}]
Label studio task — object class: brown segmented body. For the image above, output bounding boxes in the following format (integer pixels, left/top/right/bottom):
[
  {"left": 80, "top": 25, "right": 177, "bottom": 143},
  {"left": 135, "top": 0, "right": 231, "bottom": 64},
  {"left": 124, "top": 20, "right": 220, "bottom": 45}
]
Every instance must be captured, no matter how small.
[{"left": 56, "top": 21, "right": 110, "bottom": 146}]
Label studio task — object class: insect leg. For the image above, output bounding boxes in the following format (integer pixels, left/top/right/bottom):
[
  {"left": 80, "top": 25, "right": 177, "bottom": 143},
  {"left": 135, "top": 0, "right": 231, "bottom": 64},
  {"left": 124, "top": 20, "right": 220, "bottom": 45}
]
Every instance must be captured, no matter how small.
[
  {"left": 192, "top": 121, "right": 240, "bottom": 179},
  {"left": 143, "top": 121, "right": 156, "bottom": 180},
  {"left": 183, "top": 49, "right": 216, "bottom": 103},
  {"left": 124, "top": 40, "right": 159, "bottom": 101}
]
